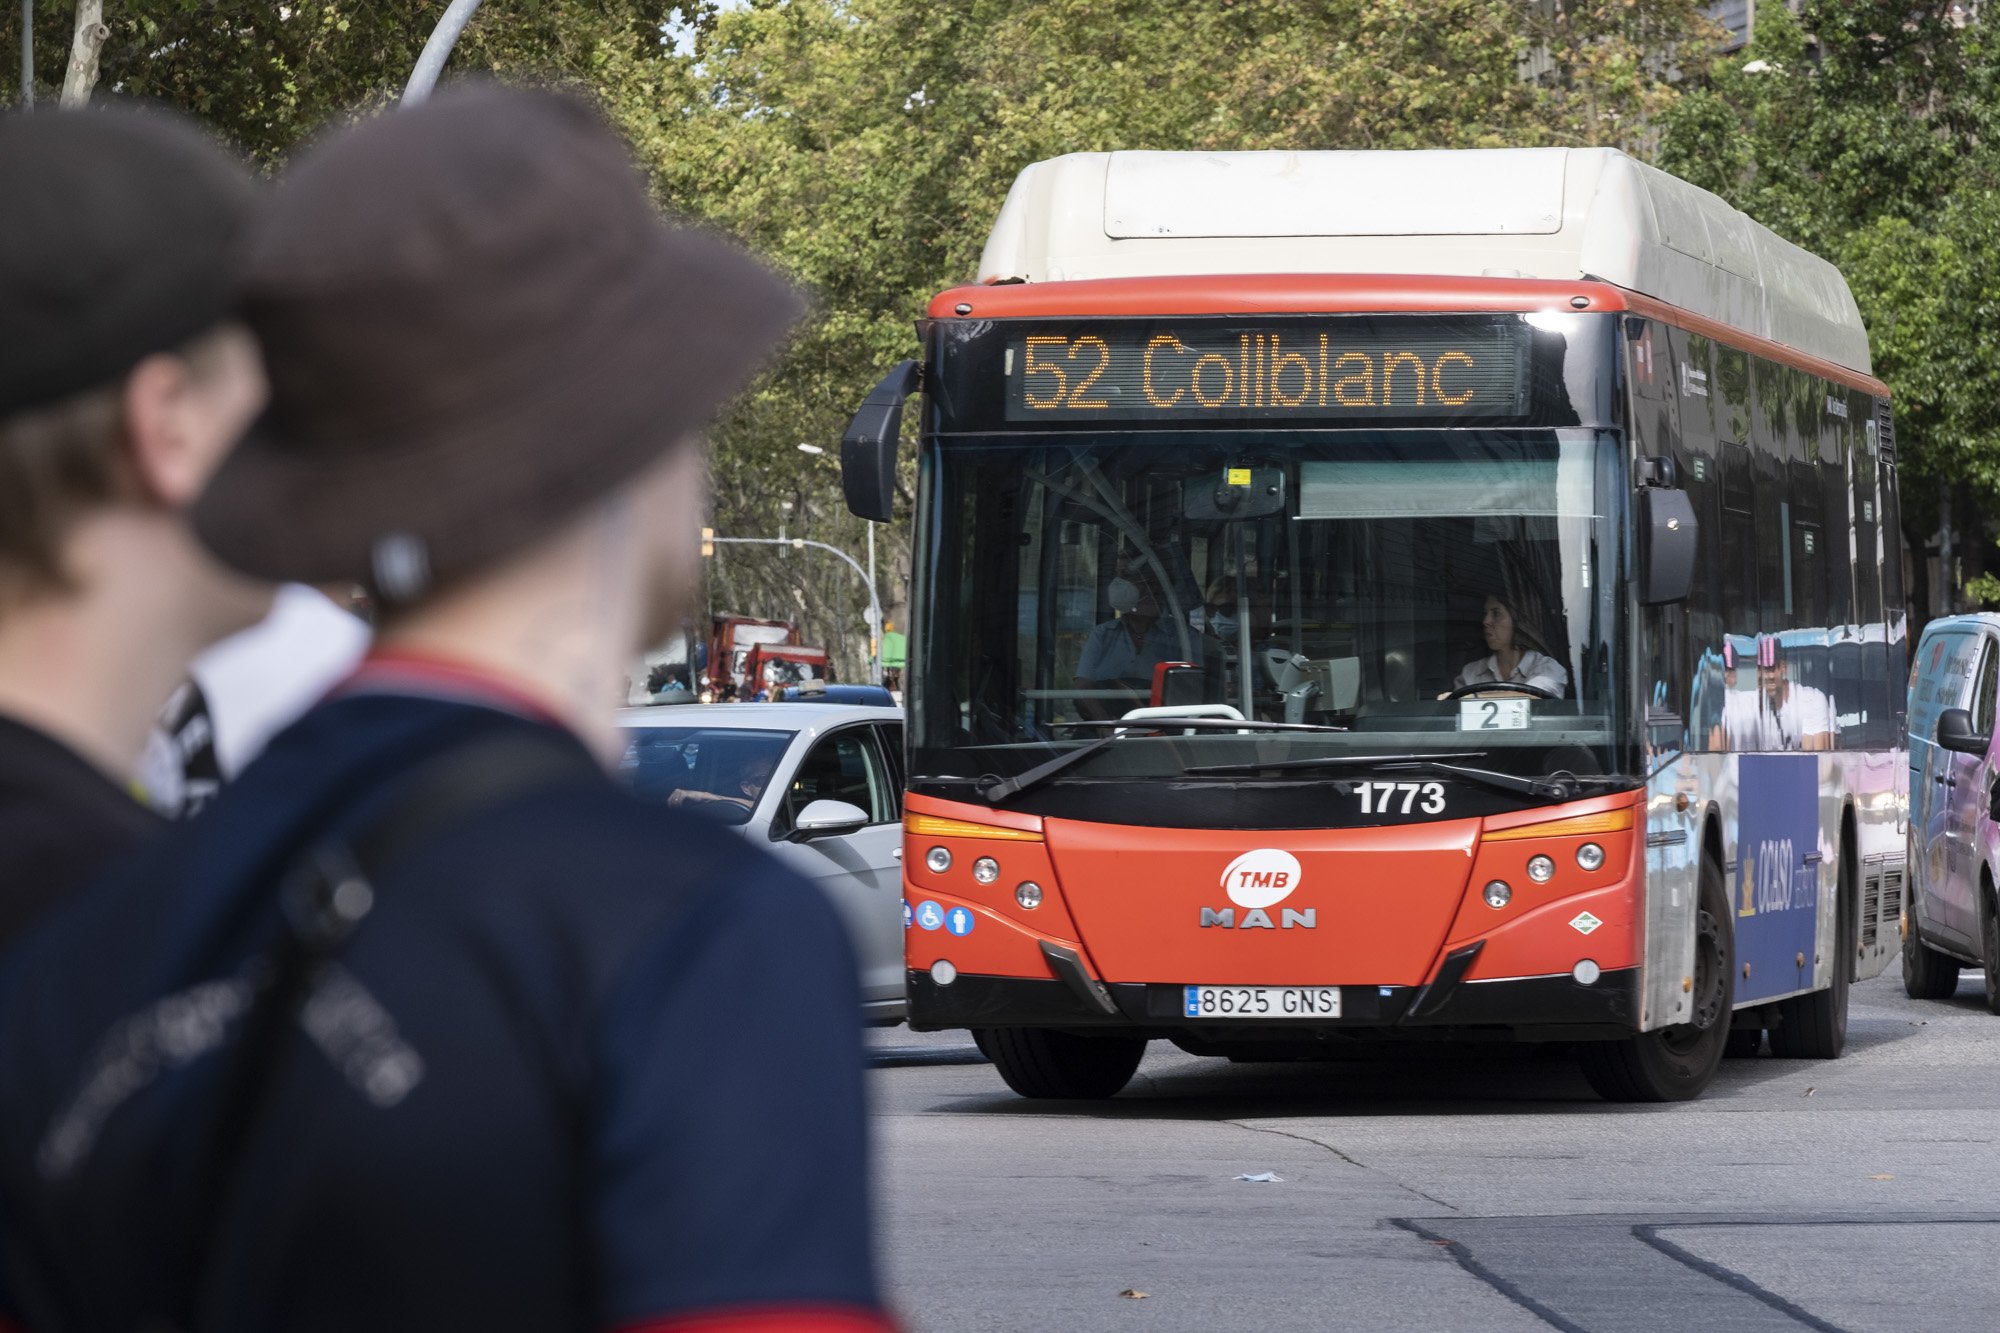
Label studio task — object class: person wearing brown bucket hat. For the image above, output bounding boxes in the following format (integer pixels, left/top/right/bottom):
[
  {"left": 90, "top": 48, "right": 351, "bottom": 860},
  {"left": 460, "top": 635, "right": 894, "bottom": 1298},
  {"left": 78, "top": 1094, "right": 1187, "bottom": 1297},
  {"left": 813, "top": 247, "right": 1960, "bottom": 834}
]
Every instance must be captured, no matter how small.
[
  {"left": 0, "top": 86, "right": 895, "bottom": 1333},
  {"left": 0, "top": 103, "right": 273, "bottom": 940},
  {"left": 195, "top": 84, "right": 799, "bottom": 605}
]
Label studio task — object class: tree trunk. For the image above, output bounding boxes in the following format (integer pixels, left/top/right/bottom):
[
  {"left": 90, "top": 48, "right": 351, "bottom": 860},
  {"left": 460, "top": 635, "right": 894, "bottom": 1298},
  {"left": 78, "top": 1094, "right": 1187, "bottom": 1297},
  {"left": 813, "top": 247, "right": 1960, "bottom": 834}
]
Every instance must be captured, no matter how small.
[{"left": 57, "top": 0, "right": 106, "bottom": 108}]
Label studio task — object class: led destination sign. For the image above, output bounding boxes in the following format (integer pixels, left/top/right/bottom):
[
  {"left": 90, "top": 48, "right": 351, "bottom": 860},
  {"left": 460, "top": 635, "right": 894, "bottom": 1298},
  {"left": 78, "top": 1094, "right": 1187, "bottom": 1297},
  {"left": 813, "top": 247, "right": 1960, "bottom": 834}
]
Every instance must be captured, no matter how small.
[{"left": 1003, "top": 324, "right": 1530, "bottom": 422}]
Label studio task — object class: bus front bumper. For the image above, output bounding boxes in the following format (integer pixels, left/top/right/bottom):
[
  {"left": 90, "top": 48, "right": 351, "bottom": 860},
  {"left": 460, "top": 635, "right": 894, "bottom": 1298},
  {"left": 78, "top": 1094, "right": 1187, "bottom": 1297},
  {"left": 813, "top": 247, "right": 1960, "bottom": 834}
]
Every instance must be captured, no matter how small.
[{"left": 906, "top": 963, "right": 1640, "bottom": 1042}]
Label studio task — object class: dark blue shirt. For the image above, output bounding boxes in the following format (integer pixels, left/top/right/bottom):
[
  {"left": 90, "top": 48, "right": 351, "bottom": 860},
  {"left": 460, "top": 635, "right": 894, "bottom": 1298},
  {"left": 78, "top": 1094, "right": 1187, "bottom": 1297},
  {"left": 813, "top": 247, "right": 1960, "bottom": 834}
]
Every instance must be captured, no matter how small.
[{"left": 0, "top": 693, "right": 884, "bottom": 1332}]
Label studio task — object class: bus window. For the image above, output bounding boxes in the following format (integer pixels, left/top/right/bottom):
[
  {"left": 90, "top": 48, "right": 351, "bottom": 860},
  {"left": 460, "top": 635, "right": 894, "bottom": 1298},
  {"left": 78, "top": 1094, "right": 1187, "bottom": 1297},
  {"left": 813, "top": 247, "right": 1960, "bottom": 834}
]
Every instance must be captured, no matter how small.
[{"left": 1714, "top": 344, "right": 1751, "bottom": 447}]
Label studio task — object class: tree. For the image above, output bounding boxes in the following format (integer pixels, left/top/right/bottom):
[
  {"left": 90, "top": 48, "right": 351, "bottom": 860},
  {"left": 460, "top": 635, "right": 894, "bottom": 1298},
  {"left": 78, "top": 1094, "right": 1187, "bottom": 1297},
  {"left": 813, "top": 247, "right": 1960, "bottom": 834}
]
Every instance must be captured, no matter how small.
[
  {"left": 643, "top": 0, "right": 1718, "bottom": 674},
  {"left": 1658, "top": 2, "right": 2000, "bottom": 618},
  {"left": 3, "top": 0, "right": 1721, "bottom": 675}
]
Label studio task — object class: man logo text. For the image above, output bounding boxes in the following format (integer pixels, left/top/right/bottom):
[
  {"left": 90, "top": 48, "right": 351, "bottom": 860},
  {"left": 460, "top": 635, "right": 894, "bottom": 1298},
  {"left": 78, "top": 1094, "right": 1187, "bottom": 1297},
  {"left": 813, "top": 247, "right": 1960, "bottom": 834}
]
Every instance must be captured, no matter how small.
[{"left": 1199, "top": 907, "right": 1317, "bottom": 930}]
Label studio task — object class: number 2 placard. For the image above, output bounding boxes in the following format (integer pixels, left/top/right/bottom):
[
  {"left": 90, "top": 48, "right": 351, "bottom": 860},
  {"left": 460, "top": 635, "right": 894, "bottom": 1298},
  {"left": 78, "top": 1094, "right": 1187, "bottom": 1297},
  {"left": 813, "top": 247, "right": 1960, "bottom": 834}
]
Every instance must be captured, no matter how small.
[{"left": 1459, "top": 698, "right": 1529, "bottom": 731}]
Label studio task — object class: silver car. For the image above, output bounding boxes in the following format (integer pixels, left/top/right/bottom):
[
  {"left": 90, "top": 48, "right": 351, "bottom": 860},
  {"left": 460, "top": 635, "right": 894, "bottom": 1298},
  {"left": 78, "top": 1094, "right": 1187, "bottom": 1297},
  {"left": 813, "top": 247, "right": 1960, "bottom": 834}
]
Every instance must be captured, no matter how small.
[{"left": 616, "top": 701, "right": 906, "bottom": 1024}]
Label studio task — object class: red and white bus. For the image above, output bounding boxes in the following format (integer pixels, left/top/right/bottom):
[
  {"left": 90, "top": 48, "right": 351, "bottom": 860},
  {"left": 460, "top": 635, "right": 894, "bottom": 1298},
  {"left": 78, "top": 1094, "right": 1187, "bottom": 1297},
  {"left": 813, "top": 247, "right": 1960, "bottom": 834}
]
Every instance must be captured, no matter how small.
[{"left": 842, "top": 149, "right": 1908, "bottom": 1101}]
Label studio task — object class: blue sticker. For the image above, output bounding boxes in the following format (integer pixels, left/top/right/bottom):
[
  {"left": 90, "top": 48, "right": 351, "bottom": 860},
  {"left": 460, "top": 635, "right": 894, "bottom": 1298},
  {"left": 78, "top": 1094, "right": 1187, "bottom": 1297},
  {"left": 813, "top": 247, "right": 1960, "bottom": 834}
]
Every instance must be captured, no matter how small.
[
  {"left": 914, "top": 900, "right": 945, "bottom": 932},
  {"left": 903, "top": 900, "right": 914, "bottom": 931},
  {"left": 945, "top": 905, "right": 976, "bottom": 937}
]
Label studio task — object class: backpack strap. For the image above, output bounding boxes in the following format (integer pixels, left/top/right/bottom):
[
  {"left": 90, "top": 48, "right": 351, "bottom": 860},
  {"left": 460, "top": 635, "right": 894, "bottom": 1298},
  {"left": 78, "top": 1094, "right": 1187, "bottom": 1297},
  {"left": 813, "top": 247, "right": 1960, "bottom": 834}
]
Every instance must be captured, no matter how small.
[{"left": 181, "top": 726, "right": 598, "bottom": 1331}]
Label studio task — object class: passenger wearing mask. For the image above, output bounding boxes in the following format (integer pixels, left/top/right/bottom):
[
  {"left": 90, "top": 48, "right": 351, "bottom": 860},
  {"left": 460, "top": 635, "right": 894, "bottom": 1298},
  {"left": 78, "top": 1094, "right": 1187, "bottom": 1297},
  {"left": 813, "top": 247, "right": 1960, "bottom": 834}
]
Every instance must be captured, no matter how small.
[
  {"left": 1452, "top": 592, "right": 1569, "bottom": 696},
  {"left": 1192, "top": 575, "right": 1275, "bottom": 696},
  {"left": 1074, "top": 570, "right": 1182, "bottom": 699}
]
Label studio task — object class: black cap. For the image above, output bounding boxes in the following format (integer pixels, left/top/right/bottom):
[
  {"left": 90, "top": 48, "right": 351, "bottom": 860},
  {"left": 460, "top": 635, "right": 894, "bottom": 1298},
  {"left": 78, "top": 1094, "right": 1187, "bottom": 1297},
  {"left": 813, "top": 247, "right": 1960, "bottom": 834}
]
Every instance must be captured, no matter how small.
[{"left": 0, "top": 104, "right": 255, "bottom": 417}]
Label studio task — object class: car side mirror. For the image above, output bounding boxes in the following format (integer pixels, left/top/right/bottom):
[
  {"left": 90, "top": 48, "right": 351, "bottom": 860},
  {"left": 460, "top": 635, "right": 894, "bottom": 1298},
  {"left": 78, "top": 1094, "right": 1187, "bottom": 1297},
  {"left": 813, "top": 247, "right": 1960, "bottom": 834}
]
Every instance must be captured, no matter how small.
[
  {"left": 1936, "top": 707, "right": 1989, "bottom": 756},
  {"left": 787, "top": 798, "right": 871, "bottom": 842},
  {"left": 1638, "top": 486, "right": 1697, "bottom": 606},
  {"left": 841, "top": 360, "right": 920, "bottom": 523}
]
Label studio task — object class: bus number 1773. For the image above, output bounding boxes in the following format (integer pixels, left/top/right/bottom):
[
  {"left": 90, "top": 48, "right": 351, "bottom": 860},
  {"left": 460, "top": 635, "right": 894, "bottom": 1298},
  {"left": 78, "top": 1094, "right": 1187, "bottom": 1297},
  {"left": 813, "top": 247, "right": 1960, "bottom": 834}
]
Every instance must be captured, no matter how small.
[{"left": 1356, "top": 781, "right": 1446, "bottom": 815}]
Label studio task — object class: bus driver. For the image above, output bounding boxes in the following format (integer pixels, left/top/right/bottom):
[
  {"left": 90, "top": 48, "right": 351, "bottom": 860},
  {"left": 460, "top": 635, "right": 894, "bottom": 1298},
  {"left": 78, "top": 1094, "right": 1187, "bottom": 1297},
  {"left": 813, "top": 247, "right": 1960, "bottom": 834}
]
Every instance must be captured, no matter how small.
[
  {"left": 1074, "top": 569, "right": 1181, "bottom": 700},
  {"left": 1452, "top": 592, "right": 1569, "bottom": 696}
]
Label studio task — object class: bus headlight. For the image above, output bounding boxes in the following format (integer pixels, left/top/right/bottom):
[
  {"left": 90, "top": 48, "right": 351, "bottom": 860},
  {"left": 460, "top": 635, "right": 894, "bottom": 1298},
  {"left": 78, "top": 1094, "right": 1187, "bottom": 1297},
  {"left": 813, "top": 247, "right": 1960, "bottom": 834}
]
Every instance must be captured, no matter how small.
[
  {"left": 1016, "top": 881, "right": 1043, "bottom": 909},
  {"left": 1527, "top": 855, "right": 1555, "bottom": 883},
  {"left": 1577, "top": 843, "right": 1605, "bottom": 872},
  {"left": 1483, "top": 880, "right": 1513, "bottom": 908},
  {"left": 926, "top": 847, "right": 952, "bottom": 874},
  {"left": 973, "top": 857, "right": 1000, "bottom": 884}
]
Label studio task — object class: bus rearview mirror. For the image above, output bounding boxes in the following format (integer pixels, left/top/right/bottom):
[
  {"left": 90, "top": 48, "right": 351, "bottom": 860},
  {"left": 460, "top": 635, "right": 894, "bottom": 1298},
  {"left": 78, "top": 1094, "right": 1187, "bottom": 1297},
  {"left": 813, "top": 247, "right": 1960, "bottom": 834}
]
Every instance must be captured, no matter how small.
[
  {"left": 841, "top": 360, "right": 921, "bottom": 523},
  {"left": 1638, "top": 487, "right": 1697, "bottom": 606},
  {"left": 1183, "top": 468, "right": 1286, "bottom": 521}
]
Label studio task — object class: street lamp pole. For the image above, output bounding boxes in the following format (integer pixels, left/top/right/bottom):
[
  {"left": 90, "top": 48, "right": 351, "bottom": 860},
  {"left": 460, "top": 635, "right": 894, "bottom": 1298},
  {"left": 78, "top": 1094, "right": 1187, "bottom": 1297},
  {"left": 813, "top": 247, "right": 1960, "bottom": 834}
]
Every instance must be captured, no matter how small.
[
  {"left": 402, "top": 0, "right": 485, "bottom": 106},
  {"left": 710, "top": 536, "right": 883, "bottom": 685},
  {"left": 20, "top": 0, "right": 32, "bottom": 109},
  {"left": 795, "top": 440, "right": 883, "bottom": 682}
]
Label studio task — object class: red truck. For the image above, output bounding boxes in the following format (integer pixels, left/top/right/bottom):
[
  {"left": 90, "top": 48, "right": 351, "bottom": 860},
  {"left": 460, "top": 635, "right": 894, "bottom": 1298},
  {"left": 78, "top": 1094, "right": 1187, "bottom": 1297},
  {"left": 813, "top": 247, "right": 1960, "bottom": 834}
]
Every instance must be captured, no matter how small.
[{"left": 708, "top": 615, "right": 829, "bottom": 699}]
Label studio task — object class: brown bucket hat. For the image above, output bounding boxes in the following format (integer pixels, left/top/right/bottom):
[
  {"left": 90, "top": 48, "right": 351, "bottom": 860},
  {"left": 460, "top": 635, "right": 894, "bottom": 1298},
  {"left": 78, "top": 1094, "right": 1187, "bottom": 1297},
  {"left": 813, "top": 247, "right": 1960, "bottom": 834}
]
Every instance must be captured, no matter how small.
[{"left": 195, "top": 84, "right": 802, "bottom": 601}]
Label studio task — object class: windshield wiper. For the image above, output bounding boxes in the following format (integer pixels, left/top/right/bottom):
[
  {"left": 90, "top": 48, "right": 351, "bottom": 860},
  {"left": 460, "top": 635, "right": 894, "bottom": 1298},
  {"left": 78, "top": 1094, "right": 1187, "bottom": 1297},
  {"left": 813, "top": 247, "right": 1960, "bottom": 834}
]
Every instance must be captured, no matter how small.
[
  {"left": 1377, "top": 762, "right": 1642, "bottom": 802},
  {"left": 980, "top": 717, "right": 1349, "bottom": 802},
  {"left": 1180, "top": 753, "right": 1640, "bottom": 803},
  {"left": 1181, "top": 751, "right": 1485, "bottom": 777},
  {"left": 978, "top": 731, "right": 1129, "bottom": 803}
]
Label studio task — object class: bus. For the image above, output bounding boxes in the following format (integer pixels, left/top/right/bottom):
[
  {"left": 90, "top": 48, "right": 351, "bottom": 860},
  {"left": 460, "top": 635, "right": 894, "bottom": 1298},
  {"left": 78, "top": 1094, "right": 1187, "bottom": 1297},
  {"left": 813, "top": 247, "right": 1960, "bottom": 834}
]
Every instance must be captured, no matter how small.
[{"left": 841, "top": 149, "right": 1909, "bottom": 1102}]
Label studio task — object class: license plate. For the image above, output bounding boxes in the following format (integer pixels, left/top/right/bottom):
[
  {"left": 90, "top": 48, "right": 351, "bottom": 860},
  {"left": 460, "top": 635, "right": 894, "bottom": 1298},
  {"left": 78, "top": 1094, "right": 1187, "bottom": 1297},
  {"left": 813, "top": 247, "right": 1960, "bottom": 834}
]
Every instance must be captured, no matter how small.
[{"left": 1183, "top": 985, "right": 1342, "bottom": 1019}]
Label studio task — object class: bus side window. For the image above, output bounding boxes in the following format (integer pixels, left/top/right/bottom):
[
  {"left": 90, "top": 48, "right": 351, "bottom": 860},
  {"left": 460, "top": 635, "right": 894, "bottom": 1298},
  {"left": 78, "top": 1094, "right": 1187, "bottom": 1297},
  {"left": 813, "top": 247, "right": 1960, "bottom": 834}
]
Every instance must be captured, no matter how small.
[
  {"left": 1751, "top": 357, "right": 1789, "bottom": 631},
  {"left": 1877, "top": 408, "right": 1910, "bottom": 739}
]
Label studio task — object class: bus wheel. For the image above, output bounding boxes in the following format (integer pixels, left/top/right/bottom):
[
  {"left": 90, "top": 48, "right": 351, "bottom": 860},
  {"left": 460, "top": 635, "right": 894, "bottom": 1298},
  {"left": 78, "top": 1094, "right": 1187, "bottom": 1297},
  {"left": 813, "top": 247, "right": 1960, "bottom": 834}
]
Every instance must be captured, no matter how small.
[
  {"left": 1981, "top": 885, "right": 2000, "bottom": 1016},
  {"left": 1578, "top": 856, "right": 1733, "bottom": 1102},
  {"left": 1768, "top": 845, "right": 1854, "bottom": 1059},
  {"left": 980, "top": 1028, "right": 1147, "bottom": 1099}
]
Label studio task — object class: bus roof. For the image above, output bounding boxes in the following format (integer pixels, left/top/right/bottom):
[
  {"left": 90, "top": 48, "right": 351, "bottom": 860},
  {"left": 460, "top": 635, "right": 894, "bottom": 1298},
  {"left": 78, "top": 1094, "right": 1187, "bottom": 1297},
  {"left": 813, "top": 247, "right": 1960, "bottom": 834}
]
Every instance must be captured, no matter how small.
[{"left": 974, "top": 149, "right": 1871, "bottom": 376}]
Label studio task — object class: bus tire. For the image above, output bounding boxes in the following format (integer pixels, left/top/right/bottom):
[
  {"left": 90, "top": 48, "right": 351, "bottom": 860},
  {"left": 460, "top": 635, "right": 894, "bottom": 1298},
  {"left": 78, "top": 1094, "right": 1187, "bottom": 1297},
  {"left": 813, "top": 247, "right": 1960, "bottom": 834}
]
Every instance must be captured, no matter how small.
[
  {"left": 980, "top": 1028, "right": 1146, "bottom": 1099},
  {"left": 1903, "top": 906, "right": 1961, "bottom": 1000},
  {"left": 1981, "top": 882, "right": 2000, "bottom": 1016},
  {"left": 1768, "top": 839, "right": 1854, "bottom": 1059},
  {"left": 1578, "top": 853, "right": 1732, "bottom": 1102}
]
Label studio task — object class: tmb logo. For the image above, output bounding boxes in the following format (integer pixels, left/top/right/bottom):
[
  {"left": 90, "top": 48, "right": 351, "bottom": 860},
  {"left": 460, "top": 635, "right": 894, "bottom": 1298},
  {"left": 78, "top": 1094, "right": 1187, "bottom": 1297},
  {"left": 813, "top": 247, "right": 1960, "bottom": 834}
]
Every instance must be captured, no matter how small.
[{"left": 1201, "top": 849, "right": 1315, "bottom": 929}]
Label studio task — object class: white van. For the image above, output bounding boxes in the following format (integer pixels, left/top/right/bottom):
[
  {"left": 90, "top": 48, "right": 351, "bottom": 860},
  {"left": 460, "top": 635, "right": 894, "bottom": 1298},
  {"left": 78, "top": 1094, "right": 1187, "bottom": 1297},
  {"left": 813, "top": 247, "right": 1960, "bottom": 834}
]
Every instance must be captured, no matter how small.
[{"left": 1904, "top": 613, "right": 2000, "bottom": 1011}]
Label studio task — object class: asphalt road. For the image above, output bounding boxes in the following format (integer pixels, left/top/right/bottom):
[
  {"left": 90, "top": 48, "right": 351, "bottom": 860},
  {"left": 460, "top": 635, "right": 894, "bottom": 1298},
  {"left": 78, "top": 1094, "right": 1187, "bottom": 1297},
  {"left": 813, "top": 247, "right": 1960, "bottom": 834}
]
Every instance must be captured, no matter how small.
[{"left": 868, "top": 970, "right": 2000, "bottom": 1332}]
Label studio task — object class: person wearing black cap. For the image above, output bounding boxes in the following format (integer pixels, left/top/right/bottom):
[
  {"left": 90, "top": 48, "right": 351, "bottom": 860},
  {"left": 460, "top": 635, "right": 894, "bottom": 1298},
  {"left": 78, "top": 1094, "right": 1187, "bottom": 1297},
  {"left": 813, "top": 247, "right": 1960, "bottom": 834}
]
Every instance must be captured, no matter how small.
[
  {"left": 0, "top": 105, "right": 272, "bottom": 942},
  {"left": 0, "top": 86, "right": 892, "bottom": 1333}
]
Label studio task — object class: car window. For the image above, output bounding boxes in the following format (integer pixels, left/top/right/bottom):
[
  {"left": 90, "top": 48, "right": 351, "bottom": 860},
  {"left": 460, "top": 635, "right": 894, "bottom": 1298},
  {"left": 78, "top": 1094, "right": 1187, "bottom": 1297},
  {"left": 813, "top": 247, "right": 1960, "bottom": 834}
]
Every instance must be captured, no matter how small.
[
  {"left": 1976, "top": 640, "right": 1999, "bottom": 737},
  {"left": 778, "top": 728, "right": 894, "bottom": 832},
  {"left": 617, "top": 726, "right": 792, "bottom": 827}
]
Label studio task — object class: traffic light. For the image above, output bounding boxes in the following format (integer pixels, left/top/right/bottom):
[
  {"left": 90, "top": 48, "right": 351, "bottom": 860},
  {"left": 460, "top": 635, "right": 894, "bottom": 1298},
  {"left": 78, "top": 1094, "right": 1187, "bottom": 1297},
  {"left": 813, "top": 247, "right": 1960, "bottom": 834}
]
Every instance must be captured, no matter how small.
[{"left": 700, "top": 526, "right": 714, "bottom": 557}]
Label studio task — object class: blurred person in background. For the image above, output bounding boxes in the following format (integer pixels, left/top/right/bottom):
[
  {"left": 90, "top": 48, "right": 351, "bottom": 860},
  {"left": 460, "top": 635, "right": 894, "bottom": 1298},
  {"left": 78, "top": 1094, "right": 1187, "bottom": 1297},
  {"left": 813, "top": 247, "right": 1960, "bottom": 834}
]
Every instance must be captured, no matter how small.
[
  {"left": 0, "top": 106, "right": 270, "bottom": 943},
  {"left": 138, "top": 581, "right": 370, "bottom": 817},
  {"left": 0, "top": 86, "right": 891, "bottom": 1333}
]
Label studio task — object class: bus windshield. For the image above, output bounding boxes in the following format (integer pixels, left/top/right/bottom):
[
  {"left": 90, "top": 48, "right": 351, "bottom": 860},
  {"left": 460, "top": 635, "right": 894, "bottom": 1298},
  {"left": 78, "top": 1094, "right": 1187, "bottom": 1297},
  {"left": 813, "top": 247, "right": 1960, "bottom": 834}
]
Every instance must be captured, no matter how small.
[{"left": 911, "top": 428, "right": 1636, "bottom": 804}]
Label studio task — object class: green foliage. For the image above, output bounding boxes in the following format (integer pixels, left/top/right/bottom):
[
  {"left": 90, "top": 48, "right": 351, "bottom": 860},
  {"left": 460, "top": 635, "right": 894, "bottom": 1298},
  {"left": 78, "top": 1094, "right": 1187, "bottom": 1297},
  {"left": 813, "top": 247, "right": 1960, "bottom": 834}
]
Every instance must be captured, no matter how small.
[
  {"left": 649, "top": 0, "right": 1718, "bottom": 663},
  {"left": 1659, "top": 2, "right": 2000, "bottom": 591},
  {"left": 2, "top": 0, "right": 1720, "bottom": 670}
]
